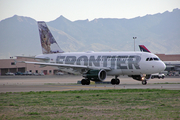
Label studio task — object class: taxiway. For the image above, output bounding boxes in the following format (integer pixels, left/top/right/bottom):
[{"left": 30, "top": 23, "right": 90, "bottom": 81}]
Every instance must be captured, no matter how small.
[{"left": 0, "top": 75, "right": 180, "bottom": 92}]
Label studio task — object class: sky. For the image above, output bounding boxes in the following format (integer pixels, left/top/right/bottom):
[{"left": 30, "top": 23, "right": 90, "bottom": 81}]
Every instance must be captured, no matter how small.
[{"left": 0, "top": 0, "right": 180, "bottom": 22}]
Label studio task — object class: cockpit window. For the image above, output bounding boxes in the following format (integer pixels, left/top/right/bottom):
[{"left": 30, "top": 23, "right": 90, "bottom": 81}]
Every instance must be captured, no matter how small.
[
  {"left": 146, "top": 57, "right": 160, "bottom": 61},
  {"left": 153, "top": 58, "right": 159, "bottom": 61}
]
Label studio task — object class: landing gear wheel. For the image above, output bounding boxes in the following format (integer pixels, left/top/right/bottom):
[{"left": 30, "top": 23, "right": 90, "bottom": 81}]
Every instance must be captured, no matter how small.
[
  {"left": 111, "top": 79, "right": 116, "bottom": 85},
  {"left": 81, "top": 79, "right": 90, "bottom": 85},
  {"left": 86, "top": 79, "right": 90, "bottom": 85},
  {"left": 111, "top": 79, "right": 120, "bottom": 85},
  {"left": 81, "top": 79, "right": 86, "bottom": 85},
  {"left": 142, "top": 80, "right": 147, "bottom": 85},
  {"left": 116, "top": 79, "right": 120, "bottom": 85}
]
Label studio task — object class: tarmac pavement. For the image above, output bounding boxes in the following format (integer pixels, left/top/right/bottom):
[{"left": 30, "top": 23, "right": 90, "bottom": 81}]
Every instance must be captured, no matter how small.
[{"left": 0, "top": 75, "right": 180, "bottom": 92}]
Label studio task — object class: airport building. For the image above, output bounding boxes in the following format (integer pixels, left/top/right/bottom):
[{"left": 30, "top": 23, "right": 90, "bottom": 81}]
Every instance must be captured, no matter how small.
[
  {"left": 0, "top": 54, "right": 180, "bottom": 75},
  {"left": 0, "top": 57, "right": 58, "bottom": 75},
  {"left": 157, "top": 54, "right": 180, "bottom": 61}
]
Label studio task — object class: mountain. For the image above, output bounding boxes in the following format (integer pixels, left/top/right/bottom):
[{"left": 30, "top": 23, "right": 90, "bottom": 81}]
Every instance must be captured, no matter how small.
[
  {"left": 0, "top": 15, "right": 83, "bottom": 58},
  {"left": 0, "top": 15, "right": 40, "bottom": 58},
  {"left": 48, "top": 9, "right": 180, "bottom": 53},
  {"left": 0, "top": 9, "right": 180, "bottom": 59}
]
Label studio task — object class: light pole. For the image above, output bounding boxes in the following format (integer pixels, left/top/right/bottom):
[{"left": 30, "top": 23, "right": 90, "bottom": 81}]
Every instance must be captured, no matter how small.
[{"left": 133, "top": 37, "right": 137, "bottom": 51}]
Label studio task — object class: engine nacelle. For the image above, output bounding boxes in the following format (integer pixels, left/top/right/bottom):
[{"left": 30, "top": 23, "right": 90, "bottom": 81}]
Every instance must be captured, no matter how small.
[
  {"left": 83, "top": 69, "right": 107, "bottom": 81},
  {"left": 130, "top": 74, "right": 152, "bottom": 81}
]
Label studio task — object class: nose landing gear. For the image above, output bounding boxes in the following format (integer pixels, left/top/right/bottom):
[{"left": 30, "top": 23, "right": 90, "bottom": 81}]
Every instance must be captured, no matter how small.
[{"left": 142, "top": 80, "right": 147, "bottom": 85}]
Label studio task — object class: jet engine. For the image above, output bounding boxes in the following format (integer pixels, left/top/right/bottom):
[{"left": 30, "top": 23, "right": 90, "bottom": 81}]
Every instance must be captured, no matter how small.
[{"left": 83, "top": 69, "right": 107, "bottom": 81}]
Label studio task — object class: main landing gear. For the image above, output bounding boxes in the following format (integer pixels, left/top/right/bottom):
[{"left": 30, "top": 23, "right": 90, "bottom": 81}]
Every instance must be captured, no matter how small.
[
  {"left": 81, "top": 79, "right": 90, "bottom": 85},
  {"left": 111, "top": 76, "right": 120, "bottom": 85}
]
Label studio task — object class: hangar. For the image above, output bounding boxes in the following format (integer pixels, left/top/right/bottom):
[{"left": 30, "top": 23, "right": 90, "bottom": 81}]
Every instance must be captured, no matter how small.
[{"left": 0, "top": 54, "right": 180, "bottom": 75}]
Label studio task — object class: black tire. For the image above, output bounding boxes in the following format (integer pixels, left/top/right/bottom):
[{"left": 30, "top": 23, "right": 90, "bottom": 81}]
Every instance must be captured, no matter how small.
[
  {"left": 111, "top": 79, "right": 115, "bottom": 85},
  {"left": 116, "top": 79, "right": 120, "bottom": 85},
  {"left": 81, "top": 79, "right": 86, "bottom": 85},
  {"left": 142, "top": 80, "right": 147, "bottom": 85},
  {"left": 86, "top": 80, "right": 90, "bottom": 85}
]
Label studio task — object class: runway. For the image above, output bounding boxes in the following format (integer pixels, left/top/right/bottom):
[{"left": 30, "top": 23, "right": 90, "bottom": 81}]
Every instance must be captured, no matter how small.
[{"left": 0, "top": 75, "right": 180, "bottom": 92}]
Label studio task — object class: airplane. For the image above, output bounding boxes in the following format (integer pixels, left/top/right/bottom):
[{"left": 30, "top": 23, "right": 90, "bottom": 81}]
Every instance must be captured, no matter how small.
[{"left": 17, "top": 21, "right": 166, "bottom": 85}]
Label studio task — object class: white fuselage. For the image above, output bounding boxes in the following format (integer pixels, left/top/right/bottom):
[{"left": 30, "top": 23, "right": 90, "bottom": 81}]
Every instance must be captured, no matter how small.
[{"left": 35, "top": 51, "right": 166, "bottom": 76}]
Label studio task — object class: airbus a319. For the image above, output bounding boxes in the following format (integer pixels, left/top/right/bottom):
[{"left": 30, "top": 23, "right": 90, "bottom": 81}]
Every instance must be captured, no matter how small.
[{"left": 18, "top": 21, "right": 166, "bottom": 85}]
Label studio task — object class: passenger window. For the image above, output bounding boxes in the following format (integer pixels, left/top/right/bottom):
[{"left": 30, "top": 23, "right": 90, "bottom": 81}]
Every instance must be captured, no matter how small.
[
  {"left": 146, "top": 58, "right": 149, "bottom": 61},
  {"left": 150, "top": 58, "right": 153, "bottom": 61}
]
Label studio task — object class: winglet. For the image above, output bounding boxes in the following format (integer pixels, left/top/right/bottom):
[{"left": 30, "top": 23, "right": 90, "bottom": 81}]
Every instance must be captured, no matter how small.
[
  {"left": 139, "top": 45, "right": 151, "bottom": 53},
  {"left": 37, "top": 21, "right": 64, "bottom": 54}
]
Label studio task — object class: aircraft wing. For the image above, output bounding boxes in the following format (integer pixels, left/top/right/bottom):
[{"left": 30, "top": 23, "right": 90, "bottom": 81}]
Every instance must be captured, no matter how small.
[
  {"left": 16, "top": 56, "right": 50, "bottom": 61},
  {"left": 19, "top": 61, "right": 112, "bottom": 71}
]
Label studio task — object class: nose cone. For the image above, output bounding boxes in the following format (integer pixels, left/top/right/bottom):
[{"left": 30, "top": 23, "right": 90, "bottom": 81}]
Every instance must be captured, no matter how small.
[{"left": 160, "top": 61, "right": 166, "bottom": 71}]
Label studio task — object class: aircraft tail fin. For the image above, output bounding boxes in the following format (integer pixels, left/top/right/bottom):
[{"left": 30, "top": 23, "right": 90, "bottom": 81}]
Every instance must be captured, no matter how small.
[
  {"left": 37, "top": 21, "right": 64, "bottom": 54},
  {"left": 139, "top": 45, "right": 151, "bottom": 53}
]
